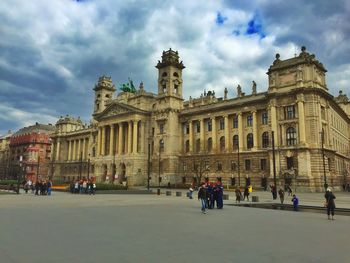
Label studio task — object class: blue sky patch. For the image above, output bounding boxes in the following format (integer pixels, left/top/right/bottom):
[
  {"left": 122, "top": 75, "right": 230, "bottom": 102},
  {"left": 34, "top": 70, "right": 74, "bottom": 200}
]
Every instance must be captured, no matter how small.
[
  {"left": 246, "top": 14, "right": 266, "bottom": 38},
  {"left": 216, "top": 12, "right": 228, "bottom": 25}
]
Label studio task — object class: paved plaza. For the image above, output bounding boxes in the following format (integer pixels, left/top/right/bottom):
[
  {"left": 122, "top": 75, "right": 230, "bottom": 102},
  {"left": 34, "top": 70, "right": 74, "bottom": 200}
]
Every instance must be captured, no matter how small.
[{"left": 0, "top": 191, "right": 349, "bottom": 263}]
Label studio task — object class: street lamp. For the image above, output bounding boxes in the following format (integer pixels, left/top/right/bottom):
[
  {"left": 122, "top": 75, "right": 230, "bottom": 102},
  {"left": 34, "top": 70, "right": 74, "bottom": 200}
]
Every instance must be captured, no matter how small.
[
  {"left": 87, "top": 154, "right": 90, "bottom": 180},
  {"left": 271, "top": 131, "right": 277, "bottom": 199},
  {"left": 321, "top": 128, "right": 327, "bottom": 191},
  {"left": 158, "top": 139, "right": 164, "bottom": 195}
]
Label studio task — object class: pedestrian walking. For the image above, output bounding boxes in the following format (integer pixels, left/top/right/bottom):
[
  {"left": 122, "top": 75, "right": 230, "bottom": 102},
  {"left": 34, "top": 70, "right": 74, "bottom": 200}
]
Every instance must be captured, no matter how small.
[
  {"left": 278, "top": 188, "right": 285, "bottom": 204},
  {"left": 325, "top": 188, "right": 336, "bottom": 220},
  {"left": 243, "top": 186, "right": 250, "bottom": 201},
  {"left": 235, "top": 187, "right": 242, "bottom": 203},
  {"left": 188, "top": 187, "right": 193, "bottom": 199},
  {"left": 198, "top": 183, "right": 207, "bottom": 214},
  {"left": 291, "top": 194, "right": 299, "bottom": 211},
  {"left": 287, "top": 185, "right": 293, "bottom": 196}
]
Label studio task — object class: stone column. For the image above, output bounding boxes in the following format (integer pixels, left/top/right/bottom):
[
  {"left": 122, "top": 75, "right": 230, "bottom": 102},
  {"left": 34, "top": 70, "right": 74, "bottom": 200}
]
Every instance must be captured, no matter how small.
[
  {"left": 297, "top": 96, "right": 306, "bottom": 145},
  {"left": 224, "top": 115, "right": 230, "bottom": 151},
  {"left": 133, "top": 121, "right": 138, "bottom": 153},
  {"left": 109, "top": 124, "right": 115, "bottom": 156},
  {"left": 128, "top": 121, "right": 132, "bottom": 154},
  {"left": 140, "top": 121, "right": 145, "bottom": 153},
  {"left": 200, "top": 119, "right": 205, "bottom": 152},
  {"left": 101, "top": 126, "right": 106, "bottom": 156},
  {"left": 56, "top": 139, "right": 60, "bottom": 162},
  {"left": 252, "top": 110, "right": 258, "bottom": 150},
  {"left": 72, "top": 140, "right": 76, "bottom": 161},
  {"left": 189, "top": 121, "right": 193, "bottom": 152},
  {"left": 118, "top": 123, "right": 123, "bottom": 154},
  {"left": 77, "top": 138, "right": 81, "bottom": 160},
  {"left": 97, "top": 127, "right": 101, "bottom": 156},
  {"left": 68, "top": 140, "right": 71, "bottom": 161},
  {"left": 82, "top": 138, "right": 86, "bottom": 160},
  {"left": 211, "top": 117, "right": 217, "bottom": 151},
  {"left": 238, "top": 113, "right": 243, "bottom": 150}
]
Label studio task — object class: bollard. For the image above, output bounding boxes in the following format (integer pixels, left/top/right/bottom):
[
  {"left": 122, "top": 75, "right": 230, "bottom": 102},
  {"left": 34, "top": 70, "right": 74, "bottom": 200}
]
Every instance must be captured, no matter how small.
[
  {"left": 157, "top": 189, "right": 161, "bottom": 195},
  {"left": 166, "top": 191, "right": 172, "bottom": 196},
  {"left": 252, "top": 196, "right": 259, "bottom": 202},
  {"left": 176, "top": 191, "right": 182, "bottom": 197}
]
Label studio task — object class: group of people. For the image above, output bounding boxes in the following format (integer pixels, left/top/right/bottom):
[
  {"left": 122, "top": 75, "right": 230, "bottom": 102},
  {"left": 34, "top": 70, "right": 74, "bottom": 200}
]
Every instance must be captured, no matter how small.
[
  {"left": 197, "top": 182, "right": 224, "bottom": 213},
  {"left": 69, "top": 179, "right": 96, "bottom": 195},
  {"left": 23, "top": 179, "right": 53, "bottom": 196},
  {"left": 234, "top": 185, "right": 253, "bottom": 203}
]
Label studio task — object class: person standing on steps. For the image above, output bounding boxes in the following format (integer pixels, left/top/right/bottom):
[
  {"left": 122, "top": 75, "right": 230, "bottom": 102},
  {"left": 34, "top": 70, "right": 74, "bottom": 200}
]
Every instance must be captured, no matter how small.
[
  {"left": 325, "top": 188, "right": 336, "bottom": 220},
  {"left": 278, "top": 188, "right": 285, "bottom": 204}
]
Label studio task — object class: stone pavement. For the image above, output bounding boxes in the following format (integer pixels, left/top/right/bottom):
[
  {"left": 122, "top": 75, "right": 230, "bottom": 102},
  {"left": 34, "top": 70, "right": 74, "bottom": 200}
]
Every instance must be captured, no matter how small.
[{"left": 0, "top": 191, "right": 349, "bottom": 263}]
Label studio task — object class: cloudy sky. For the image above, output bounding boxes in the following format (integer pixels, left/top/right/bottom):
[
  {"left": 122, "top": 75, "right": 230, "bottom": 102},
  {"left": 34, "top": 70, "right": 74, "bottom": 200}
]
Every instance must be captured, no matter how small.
[{"left": 1, "top": 0, "right": 349, "bottom": 135}]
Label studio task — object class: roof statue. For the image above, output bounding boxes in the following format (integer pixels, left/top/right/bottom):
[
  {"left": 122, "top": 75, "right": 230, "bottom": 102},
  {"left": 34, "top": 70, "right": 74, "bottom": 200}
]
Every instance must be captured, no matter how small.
[
  {"left": 120, "top": 78, "right": 137, "bottom": 93},
  {"left": 237, "top": 84, "right": 242, "bottom": 97},
  {"left": 252, "top": 81, "right": 257, "bottom": 95}
]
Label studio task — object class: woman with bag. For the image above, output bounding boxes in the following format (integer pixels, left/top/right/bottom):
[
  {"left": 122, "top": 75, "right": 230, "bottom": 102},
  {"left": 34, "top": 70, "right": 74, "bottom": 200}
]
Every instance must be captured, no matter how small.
[{"left": 324, "top": 188, "right": 336, "bottom": 220}]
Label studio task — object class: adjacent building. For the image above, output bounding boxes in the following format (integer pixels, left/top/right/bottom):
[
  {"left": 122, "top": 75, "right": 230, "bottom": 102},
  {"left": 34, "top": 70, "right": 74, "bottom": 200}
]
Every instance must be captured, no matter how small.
[
  {"left": 0, "top": 130, "right": 12, "bottom": 179},
  {"left": 9, "top": 123, "right": 55, "bottom": 182},
  {"left": 51, "top": 47, "right": 350, "bottom": 191}
]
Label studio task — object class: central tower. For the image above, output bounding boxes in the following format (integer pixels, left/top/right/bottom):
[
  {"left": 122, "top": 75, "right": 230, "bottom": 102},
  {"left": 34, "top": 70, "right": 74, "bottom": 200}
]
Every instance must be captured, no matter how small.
[{"left": 156, "top": 48, "right": 185, "bottom": 99}]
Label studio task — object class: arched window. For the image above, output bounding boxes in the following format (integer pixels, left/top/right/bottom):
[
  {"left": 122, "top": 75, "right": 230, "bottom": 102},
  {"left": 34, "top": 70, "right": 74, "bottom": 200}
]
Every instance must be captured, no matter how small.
[
  {"left": 220, "top": 136, "right": 225, "bottom": 152},
  {"left": 247, "top": 133, "right": 254, "bottom": 149},
  {"left": 207, "top": 138, "right": 213, "bottom": 152},
  {"left": 185, "top": 140, "right": 190, "bottom": 153},
  {"left": 162, "top": 72, "right": 167, "bottom": 77},
  {"left": 262, "top": 132, "right": 269, "bottom": 148},
  {"left": 173, "top": 72, "right": 179, "bottom": 77},
  {"left": 195, "top": 139, "right": 200, "bottom": 153},
  {"left": 286, "top": 127, "right": 297, "bottom": 146},
  {"left": 232, "top": 135, "right": 239, "bottom": 150}
]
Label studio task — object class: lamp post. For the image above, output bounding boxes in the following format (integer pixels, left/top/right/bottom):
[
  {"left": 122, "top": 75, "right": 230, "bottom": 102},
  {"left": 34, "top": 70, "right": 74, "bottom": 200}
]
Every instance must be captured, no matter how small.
[
  {"left": 36, "top": 155, "right": 40, "bottom": 183},
  {"left": 321, "top": 128, "right": 327, "bottom": 191},
  {"left": 237, "top": 141, "right": 240, "bottom": 187},
  {"left": 271, "top": 131, "right": 277, "bottom": 199},
  {"left": 158, "top": 139, "right": 164, "bottom": 195},
  {"left": 147, "top": 143, "right": 151, "bottom": 191},
  {"left": 78, "top": 151, "right": 83, "bottom": 181},
  {"left": 87, "top": 154, "right": 90, "bottom": 180}
]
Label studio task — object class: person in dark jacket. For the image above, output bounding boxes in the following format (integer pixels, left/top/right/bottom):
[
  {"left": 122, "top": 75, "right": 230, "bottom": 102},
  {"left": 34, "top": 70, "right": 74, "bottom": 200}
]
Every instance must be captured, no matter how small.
[
  {"left": 278, "top": 188, "right": 285, "bottom": 204},
  {"left": 198, "top": 183, "right": 207, "bottom": 214},
  {"left": 325, "top": 188, "right": 336, "bottom": 220},
  {"left": 215, "top": 183, "right": 224, "bottom": 209},
  {"left": 243, "top": 186, "right": 249, "bottom": 201}
]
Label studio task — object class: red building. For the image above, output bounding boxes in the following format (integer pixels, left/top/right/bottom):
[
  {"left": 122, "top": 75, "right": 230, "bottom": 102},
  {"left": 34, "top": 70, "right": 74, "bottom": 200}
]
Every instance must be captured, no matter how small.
[{"left": 9, "top": 123, "right": 55, "bottom": 182}]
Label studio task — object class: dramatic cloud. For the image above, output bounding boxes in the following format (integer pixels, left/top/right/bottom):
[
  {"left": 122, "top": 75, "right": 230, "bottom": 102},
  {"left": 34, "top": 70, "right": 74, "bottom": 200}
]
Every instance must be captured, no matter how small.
[{"left": 0, "top": 0, "right": 349, "bottom": 135}]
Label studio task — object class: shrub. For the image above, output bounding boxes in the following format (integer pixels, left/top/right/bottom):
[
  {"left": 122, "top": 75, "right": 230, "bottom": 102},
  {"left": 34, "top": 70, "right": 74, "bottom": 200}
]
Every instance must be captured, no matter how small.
[
  {"left": 95, "top": 183, "right": 128, "bottom": 190},
  {"left": 0, "top": 180, "right": 18, "bottom": 185}
]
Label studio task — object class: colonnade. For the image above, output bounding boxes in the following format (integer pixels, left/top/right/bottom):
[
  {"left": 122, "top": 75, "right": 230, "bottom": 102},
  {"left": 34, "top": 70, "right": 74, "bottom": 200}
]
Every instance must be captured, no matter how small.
[
  {"left": 96, "top": 120, "right": 144, "bottom": 157},
  {"left": 67, "top": 137, "right": 89, "bottom": 161},
  {"left": 184, "top": 110, "right": 264, "bottom": 153}
]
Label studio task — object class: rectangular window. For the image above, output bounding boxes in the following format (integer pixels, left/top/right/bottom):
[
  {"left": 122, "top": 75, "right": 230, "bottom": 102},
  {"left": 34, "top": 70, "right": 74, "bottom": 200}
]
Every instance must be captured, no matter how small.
[
  {"left": 285, "top": 105, "right": 296, "bottom": 119},
  {"left": 159, "top": 123, "right": 164, "bottom": 134},
  {"left": 231, "top": 161, "right": 237, "bottom": 171},
  {"left": 152, "top": 128, "right": 155, "bottom": 136},
  {"left": 286, "top": 157, "right": 294, "bottom": 170},
  {"left": 262, "top": 112, "right": 268, "bottom": 125},
  {"left": 260, "top": 159, "right": 267, "bottom": 170},
  {"left": 219, "top": 118, "right": 225, "bottom": 130},
  {"left": 217, "top": 162, "right": 222, "bottom": 171},
  {"left": 321, "top": 106, "right": 326, "bottom": 120},
  {"left": 207, "top": 120, "right": 212, "bottom": 132},
  {"left": 233, "top": 116, "right": 238, "bottom": 128},
  {"left": 196, "top": 122, "right": 200, "bottom": 133},
  {"left": 185, "top": 124, "right": 189, "bottom": 134},
  {"left": 245, "top": 159, "right": 251, "bottom": 170}
]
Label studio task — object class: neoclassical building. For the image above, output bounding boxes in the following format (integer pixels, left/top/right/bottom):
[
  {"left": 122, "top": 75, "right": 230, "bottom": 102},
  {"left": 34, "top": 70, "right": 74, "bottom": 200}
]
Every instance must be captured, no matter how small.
[{"left": 51, "top": 47, "right": 350, "bottom": 191}]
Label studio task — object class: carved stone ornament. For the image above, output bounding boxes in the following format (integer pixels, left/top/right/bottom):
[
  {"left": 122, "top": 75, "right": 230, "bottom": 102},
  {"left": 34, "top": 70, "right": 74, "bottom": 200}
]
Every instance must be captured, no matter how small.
[{"left": 104, "top": 105, "right": 131, "bottom": 117}]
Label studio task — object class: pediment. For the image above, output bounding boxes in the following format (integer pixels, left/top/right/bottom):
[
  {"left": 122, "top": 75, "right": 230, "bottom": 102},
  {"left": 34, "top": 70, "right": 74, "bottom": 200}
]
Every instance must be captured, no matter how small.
[{"left": 94, "top": 102, "right": 150, "bottom": 120}]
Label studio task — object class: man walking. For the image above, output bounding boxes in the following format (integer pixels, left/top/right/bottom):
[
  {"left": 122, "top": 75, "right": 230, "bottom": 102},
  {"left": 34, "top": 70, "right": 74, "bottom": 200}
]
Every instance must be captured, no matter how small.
[
  {"left": 198, "top": 183, "right": 207, "bottom": 214},
  {"left": 278, "top": 188, "right": 285, "bottom": 204}
]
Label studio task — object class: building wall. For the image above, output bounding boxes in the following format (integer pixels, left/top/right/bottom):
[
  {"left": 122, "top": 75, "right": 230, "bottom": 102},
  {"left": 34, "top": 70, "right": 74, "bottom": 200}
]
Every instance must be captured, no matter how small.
[{"left": 51, "top": 48, "right": 350, "bottom": 191}]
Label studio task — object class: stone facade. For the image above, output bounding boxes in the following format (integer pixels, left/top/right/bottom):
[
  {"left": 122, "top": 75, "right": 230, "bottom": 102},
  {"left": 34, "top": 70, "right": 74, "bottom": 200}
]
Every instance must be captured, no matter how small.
[{"left": 51, "top": 47, "right": 350, "bottom": 192}]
